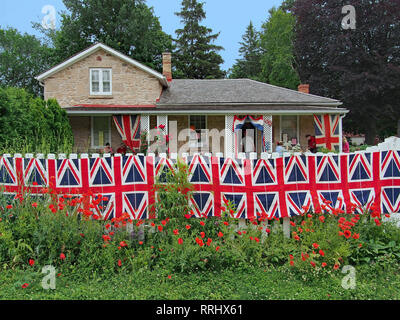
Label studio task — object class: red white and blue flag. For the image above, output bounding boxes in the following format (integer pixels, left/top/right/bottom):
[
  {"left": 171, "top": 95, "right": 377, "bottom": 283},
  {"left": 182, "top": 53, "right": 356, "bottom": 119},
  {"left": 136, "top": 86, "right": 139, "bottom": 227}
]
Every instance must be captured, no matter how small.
[
  {"left": 314, "top": 114, "right": 340, "bottom": 151},
  {"left": 113, "top": 115, "right": 141, "bottom": 152},
  {"left": 1, "top": 150, "right": 400, "bottom": 219}
]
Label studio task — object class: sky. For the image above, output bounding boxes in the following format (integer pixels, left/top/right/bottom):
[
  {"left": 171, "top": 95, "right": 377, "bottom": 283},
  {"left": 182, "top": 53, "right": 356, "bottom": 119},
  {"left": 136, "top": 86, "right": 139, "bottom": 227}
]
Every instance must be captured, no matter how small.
[{"left": 0, "top": 0, "right": 284, "bottom": 71}]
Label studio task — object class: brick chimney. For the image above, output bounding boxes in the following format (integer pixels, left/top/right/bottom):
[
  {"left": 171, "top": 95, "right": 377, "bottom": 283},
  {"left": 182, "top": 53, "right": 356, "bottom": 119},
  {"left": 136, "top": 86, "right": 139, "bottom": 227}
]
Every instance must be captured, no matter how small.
[
  {"left": 162, "top": 52, "right": 172, "bottom": 82},
  {"left": 298, "top": 84, "right": 310, "bottom": 94}
]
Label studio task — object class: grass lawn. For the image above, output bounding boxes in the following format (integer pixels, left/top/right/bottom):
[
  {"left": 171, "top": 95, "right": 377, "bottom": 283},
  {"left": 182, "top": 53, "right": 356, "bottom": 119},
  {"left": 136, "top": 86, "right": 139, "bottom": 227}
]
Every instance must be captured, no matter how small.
[{"left": 1, "top": 264, "right": 399, "bottom": 300}]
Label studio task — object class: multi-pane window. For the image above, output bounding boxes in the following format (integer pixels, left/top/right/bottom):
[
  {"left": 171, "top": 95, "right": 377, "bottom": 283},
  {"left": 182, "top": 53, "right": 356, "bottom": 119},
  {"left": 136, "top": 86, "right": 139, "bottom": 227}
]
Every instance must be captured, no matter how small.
[
  {"left": 91, "top": 116, "right": 111, "bottom": 148},
  {"left": 189, "top": 115, "right": 207, "bottom": 148},
  {"left": 90, "top": 69, "right": 112, "bottom": 95},
  {"left": 280, "top": 115, "right": 298, "bottom": 144}
]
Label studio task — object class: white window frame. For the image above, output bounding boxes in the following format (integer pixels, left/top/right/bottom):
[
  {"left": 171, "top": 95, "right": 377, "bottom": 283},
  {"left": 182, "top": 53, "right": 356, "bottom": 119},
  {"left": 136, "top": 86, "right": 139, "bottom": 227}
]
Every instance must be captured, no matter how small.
[
  {"left": 188, "top": 115, "right": 208, "bottom": 149},
  {"left": 91, "top": 116, "right": 112, "bottom": 149},
  {"left": 279, "top": 115, "right": 299, "bottom": 144},
  {"left": 90, "top": 68, "right": 112, "bottom": 95}
]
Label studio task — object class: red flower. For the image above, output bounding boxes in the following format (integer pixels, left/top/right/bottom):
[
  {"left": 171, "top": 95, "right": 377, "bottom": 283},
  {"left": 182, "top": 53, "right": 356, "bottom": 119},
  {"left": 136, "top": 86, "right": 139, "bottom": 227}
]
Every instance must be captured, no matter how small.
[
  {"left": 167, "top": 275, "right": 172, "bottom": 279},
  {"left": 215, "top": 246, "right": 220, "bottom": 252},
  {"left": 184, "top": 214, "right": 191, "bottom": 219},
  {"left": 6, "top": 205, "right": 12, "bottom": 209},
  {"left": 333, "top": 263, "right": 340, "bottom": 270},
  {"left": 119, "top": 241, "right": 128, "bottom": 247},
  {"left": 178, "top": 238, "right": 183, "bottom": 245},
  {"left": 289, "top": 254, "right": 294, "bottom": 260},
  {"left": 139, "top": 241, "right": 143, "bottom": 245},
  {"left": 206, "top": 238, "right": 212, "bottom": 246},
  {"left": 312, "top": 243, "right": 319, "bottom": 249},
  {"left": 223, "top": 221, "right": 229, "bottom": 226},
  {"left": 185, "top": 225, "right": 191, "bottom": 230},
  {"left": 344, "top": 230, "right": 351, "bottom": 239},
  {"left": 200, "top": 232, "right": 205, "bottom": 238},
  {"left": 319, "top": 249, "right": 325, "bottom": 257},
  {"left": 158, "top": 124, "right": 165, "bottom": 129},
  {"left": 294, "top": 235, "right": 300, "bottom": 241},
  {"left": 319, "top": 216, "right": 325, "bottom": 223},
  {"left": 105, "top": 223, "right": 111, "bottom": 230},
  {"left": 322, "top": 262, "right": 327, "bottom": 267},
  {"left": 352, "top": 233, "right": 360, "bottom": 239},
  {"left": 21, "top": 283, "right": 29, "bottom": 289},
  {"left": 173, "top": 229, "right": 179, "bottom": 235},
  {"left": 32, "top": 202, "right": 38, "bottom": 208},
  {"left": 157, "top": 225, "right": 163, "bottom": 232},
  {"left": 254, "top": 237, "right": 260, "bottom": 243},
  {"left": 374, "top": 219, "right": 381, "bottom": 226},
  {"left": 290, "top": 221, "right": 296, "bottom": 227},
  {"left": 161, "top": 220, "right": 167, "bottom": 226},
  {"left": 29, "top": 259, "right": 35, "bottom": 266},
  {"left": 290, "top": 260, "right": 294, "bottom": 266},
  {"left": 218, "top": 232, "right": 223, "bottom": 238},
  {"left": 118, "top": 259, "right": 122, "bottom": 267},
  {"left": 200, "top": 221, "right": 205, "bottom": 226},
  {"left": 60, "top": 253, "right": 66, "bottom": 260},
  {"left": 265, "top": 228, "right": 271, "bottom": 234},
  {"left": 310, "top": 261, "right": 316, "bottom": 267}
]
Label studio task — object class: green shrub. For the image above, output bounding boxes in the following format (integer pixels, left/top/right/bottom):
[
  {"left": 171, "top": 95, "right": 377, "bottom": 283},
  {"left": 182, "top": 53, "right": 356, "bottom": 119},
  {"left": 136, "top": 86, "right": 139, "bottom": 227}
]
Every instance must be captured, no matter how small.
[{"left": 0, "top": 87, "right": 73, "bottom": 154}]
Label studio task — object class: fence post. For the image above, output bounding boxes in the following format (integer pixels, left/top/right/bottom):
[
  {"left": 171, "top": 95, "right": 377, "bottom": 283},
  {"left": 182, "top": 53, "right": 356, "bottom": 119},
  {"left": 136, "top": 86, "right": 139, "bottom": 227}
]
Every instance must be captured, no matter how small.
[{"left": 282, "top": 217, "right": 291, "bottom": 238}]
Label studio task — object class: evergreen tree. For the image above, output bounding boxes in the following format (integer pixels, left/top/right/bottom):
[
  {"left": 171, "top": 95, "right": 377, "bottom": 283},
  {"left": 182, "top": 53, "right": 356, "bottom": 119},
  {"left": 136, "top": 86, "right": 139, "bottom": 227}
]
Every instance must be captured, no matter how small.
[
  {"left": 229, "top": 21, "right": 263, "bottom": 80},
  {"left": 174, "top": 0, "right": 225, "bottom": 79}
]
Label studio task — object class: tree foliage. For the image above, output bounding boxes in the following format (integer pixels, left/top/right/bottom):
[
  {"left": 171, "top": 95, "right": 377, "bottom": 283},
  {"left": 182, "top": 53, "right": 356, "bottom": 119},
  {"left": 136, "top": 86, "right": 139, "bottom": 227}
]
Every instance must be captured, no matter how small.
[
  {"left": 0, "top": 27, "right": 54, "bottom": 96},
  {"left": 0, "top": 87, "right": 73, "bottom": 153},
  {"left": 259, "top": 7, "right": 300, "bottom": 89},
  {"left": 35, "top": 0, "right": 173, "bottom": 72},
  {"left": 228, "top": 21, "right": 263, "bottom": 81},
  {"left": 173, "top": 0, "right": 225, "bottom": 79},
  {"left": 292, "top": 0, "right": 400, "bottom": 143}
]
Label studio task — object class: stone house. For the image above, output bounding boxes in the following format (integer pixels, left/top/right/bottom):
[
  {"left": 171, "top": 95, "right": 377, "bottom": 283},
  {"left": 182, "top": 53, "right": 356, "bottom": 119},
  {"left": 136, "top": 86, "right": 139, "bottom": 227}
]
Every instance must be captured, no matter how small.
[{"left": 36, "top": 43, "right": 348, "bottom": 156}]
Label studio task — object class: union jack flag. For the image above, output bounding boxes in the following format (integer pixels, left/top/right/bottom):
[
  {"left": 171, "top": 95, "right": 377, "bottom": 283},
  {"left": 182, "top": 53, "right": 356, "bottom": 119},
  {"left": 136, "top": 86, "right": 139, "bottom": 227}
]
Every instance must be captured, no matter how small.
[
  {"left": 314, "top": 114, "right": 340, "bottom": 151},
  {"left": 2, "top": 149, "right": 400, "bottom": 220},
  {"left": 113, "top": 115, "right": 141, "bottom": 152}
]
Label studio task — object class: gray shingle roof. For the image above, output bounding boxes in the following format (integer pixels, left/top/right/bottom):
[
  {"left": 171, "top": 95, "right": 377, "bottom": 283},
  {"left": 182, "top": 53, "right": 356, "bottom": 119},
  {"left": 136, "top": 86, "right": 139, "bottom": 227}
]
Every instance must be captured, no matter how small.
[{"left": 158, "top": 79, "right": 341, "bottom": 106}]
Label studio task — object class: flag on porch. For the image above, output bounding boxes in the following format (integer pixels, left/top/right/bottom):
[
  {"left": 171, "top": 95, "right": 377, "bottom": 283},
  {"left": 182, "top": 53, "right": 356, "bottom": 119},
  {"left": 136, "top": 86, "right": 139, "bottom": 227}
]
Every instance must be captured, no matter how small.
[
  {"left": 233, "top": 115, "right": 266, "bottom": 157},
  {"left": 113, "top": 115, "right": 141, "bottom": 152},
  {"left": 313, "top": 114, "right": 340, "bottom": 151}
]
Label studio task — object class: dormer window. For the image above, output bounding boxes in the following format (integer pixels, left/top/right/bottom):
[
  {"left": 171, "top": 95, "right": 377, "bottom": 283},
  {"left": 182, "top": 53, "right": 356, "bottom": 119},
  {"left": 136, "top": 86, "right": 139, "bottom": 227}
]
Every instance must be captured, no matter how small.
[{"left": 90, "top": 68, "right": 112, "bottom": 95}]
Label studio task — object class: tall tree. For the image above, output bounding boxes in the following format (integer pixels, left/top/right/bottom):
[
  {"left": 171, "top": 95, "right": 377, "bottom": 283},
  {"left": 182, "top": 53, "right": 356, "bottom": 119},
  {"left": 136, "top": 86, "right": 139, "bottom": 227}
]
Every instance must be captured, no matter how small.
[
  {"left": 229, "top": 21, "right": 263, "bottom": 80},
  {"left": 0, "top": 27, "right": 54, "bottom": 96},
  {"left": 259, "top": 7, "right": 300, "bottom": 89},
  {"left": 174, "top": 0, "right": 225, "bottom": 79},
  {"left": 293, "top": 0, "right": 400, "bottom": 144},
  {"left": 35, "top": 0, "right": 173, "bottom": 72}
]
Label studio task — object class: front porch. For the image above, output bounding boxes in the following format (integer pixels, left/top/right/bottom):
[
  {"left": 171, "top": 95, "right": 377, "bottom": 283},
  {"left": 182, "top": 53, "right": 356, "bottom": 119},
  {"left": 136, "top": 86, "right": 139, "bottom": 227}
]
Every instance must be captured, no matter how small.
[{"left": 67, "top": 113, "right": 337, "bottom": 156}]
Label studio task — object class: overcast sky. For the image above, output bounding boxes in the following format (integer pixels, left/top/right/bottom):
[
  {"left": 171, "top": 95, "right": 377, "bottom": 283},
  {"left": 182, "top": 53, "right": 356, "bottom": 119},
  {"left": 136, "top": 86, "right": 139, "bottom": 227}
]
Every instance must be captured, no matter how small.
[{"left": 0, "top": 0, "right": 283, "bottom": 71}]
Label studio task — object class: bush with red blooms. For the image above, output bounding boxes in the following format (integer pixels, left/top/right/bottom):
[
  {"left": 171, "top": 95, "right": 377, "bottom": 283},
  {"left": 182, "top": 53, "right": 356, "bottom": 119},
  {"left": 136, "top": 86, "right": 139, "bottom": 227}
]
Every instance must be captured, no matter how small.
[{"left": 1, "top": 163, "right": 400, "bottom": 279}]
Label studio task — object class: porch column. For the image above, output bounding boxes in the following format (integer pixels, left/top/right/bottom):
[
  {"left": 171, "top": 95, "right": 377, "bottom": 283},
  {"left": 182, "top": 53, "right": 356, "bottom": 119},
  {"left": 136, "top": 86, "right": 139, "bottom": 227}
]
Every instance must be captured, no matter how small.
[
  {"left": 225, "top": 115, "right": 234, "bottom": 157},
  {"left": 263, "top": 115, "right": 273, "bottom": 153},
  {"left": 157, "top": 115, "right": 168, "bottom": 135},
  {"left": 141, "top": 115, "right": 150, "bottom": 144}
]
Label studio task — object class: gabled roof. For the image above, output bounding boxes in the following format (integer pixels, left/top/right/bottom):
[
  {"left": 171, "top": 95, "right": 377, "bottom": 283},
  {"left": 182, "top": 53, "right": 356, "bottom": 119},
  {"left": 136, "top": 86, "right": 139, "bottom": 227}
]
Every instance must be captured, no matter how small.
[
  {"left": 35, "top": 43, "right": 168, "bottom": 87},
  {"left": 158, "top": 79, "right": 343, "bottom": 107}
]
